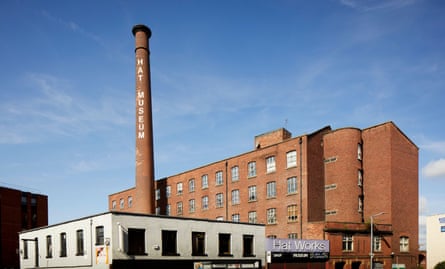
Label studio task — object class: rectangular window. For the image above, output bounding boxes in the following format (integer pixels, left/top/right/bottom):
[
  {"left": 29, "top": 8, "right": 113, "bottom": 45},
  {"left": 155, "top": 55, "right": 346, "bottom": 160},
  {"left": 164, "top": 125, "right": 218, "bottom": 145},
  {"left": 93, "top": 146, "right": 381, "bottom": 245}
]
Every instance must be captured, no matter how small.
[
  {"left": 243, "top": 235, "right": 254, "bottom": 257},
  {"left": 400, "top": 236, "right": 409, "bottom": 252},
  {"left": 287, "top": 204, "right": 298, "bottom": 222},
  {"left": 96, "top": 226, "right": 104, "bottom": 245},
  {"left": 218, "top": 233, "right": 231, "bottom": 256},
  {"left": 248, "top": 211, "right": 257, "bottom": 224},
  {"left": 248, "top": 186, "right": 257, "bottom": 201},
  {"left": 248, "top": 162, "right": 256, "bottom": 177},
  {"left": 23, "top": 240, "right": 28, "bottom": 259},
  {"left": 342, "top": 234, "right": 353, "bottom": 251},
  {"left": 202, "top": 196, "right": 209, "bottom": 210},
  {"left": 162, "top": 230, "right": 178, "bottom": 256},
  {"left": 192, "top": 232, "right": 206, "bottom": 256},
  {"left": 231, "top": 189, "right": 240, "bottom": 205},
  {"left": 76, "top": 229, "right": 84, "bottom": 256},
  {"left": 128, "top": 196, "right": 133, "bottom": 208},
  {"left": 128, "top": 228, "right": 146, "bottom": 255},
  {"left": 166, "top": 204, "right": 171, "bottom": 216},
  {"left": 166, "top": 186, "right": 171, "bottom": 198},
  {"left": 60, "top": 232, "right": 67, "bottom": 257},
  {"left": 216, "top": 171, "right": 223, "bottom": 185},
  {"left": 373, "top": 235, "right": 382, "bottom": 252},
  {"left": 156, "top": 189, "right": 160, "bottom": 200},
  {"left": 358, "top": 143, "right": 362, "bottom": 160},
  {"left": 177, "top": 182, "right": 183, "bottom": 195},
  {"left": 120, "top": 198, "right": 124, "bottom": 209},
  {"left": 189, "top": 179, "right": 195, "bottom": 192},
  {"left": 288, "top": 233, "right": 298, "bottom": 239},
  {"left": 266, "top": 181, "right": 276, "bottom": 198},
  {"left": 189, "top": 199, "right": 195, "bottom": 213},
  {"left": 177, "top": 201, "right": 183, "bottom": 215},
  {"left": 216, "top": 193, "right": 224, "bottom": 208},
  {"left": 287, "top": 177, "right": 297, "bottom": 194},
  {"left": 358, "top": 169, "right": 363, "bottom": 186},
  {"left": 46, "top": 235, "right": 52, "bottom": 258},
  {"left": 202, "top": 174, "right": 208, "bottom": 189},
  {"left": 287, "top": 151, "right": 297, "bottom": 168},
  {"left": 266, "top": 156, "right": 276, "bottom": 173},
  {"left": 267, "top": 208, "right": 277, "bottom": 224},
  {"left": 231, "top": 166, "right": 239, "bottom": 181},
  {"left": 358, "top": 196, "right": 363, "bottom": 213},
  {"left": 232, "top": 214, "right": 240, "bottom": 222},
  {"left": 112, "top": 200, "right": 116, "bottom": 209}
]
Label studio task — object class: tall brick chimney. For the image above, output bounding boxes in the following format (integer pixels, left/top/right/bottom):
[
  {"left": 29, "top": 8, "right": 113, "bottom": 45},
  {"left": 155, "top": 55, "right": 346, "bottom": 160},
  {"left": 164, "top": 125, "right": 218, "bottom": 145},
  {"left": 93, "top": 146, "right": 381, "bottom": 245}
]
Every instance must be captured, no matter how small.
[{"left": 132, "top": 24, "right": 155, "bottom": 214}]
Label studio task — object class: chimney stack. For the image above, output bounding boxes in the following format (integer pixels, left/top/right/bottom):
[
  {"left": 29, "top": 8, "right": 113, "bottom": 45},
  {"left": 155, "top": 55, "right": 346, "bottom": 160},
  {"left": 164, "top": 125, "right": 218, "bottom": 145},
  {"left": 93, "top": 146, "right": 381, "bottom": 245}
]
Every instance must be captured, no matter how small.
[{"left": 132, "top": 24, "right": 155, "bottom": 214}]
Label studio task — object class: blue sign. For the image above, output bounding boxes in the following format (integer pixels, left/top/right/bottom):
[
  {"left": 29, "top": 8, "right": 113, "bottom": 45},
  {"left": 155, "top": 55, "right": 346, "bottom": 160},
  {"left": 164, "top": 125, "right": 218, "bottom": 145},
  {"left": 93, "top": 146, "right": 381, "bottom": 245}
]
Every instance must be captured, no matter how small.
[{"left": 441, "top": 226, "right": 445, "bottom": 232}]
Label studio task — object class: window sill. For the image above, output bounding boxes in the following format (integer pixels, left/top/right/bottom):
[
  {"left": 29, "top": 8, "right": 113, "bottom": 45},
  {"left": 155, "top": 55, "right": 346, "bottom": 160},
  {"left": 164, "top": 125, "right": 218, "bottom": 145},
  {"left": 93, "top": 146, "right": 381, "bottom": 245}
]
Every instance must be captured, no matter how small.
[
  {"left": 128, "top": 252, "right": 148, "bottom": 256},
  {"left": 243, "top": 254, "right": 256, "bottom": 257},
  {"left": 162, "top": 253, "right": 180, "bottom": 256},
  {"left": 192, "top": 253, "right": 208, "bottom": 257},
  {"left": 218, "top": 254, "right": 234, "bottom": 257}
]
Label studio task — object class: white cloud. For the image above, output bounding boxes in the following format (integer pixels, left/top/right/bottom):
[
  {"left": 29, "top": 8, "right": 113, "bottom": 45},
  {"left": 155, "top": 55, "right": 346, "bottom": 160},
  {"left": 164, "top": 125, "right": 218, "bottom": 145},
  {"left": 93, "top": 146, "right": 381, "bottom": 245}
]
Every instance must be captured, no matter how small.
[
  {"left": 421, "top": 140, "right": 445, "bottom": 154},
  {"left": 423, "top": 159, "right": 445, "bottom": 178},
  {"left": 339, "top": 0, "right": 419, "bottom": 12}
]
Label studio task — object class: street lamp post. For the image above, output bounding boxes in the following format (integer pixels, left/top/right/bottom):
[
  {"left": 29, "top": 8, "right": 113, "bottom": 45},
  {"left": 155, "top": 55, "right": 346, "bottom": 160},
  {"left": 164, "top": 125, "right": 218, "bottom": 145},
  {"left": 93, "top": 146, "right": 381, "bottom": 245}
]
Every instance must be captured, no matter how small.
[{"left": 370, "top": 212, "right": 386, "bottom": 269}]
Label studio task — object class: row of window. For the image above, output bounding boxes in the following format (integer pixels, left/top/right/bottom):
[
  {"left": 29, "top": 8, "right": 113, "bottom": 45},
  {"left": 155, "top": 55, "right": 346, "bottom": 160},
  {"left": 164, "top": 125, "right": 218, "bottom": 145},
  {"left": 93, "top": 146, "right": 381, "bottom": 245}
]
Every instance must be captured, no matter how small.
[
  {"left": 158, "top": 177, "right": 298, "bottom": 203},
  {"left": 24, "top": 226, "right": 256, "bottom": 259},
  {"left": 342, "top": 234, "right": 409, "bottom": 252},
  {"left": 111, "top": 196, "right": 133, "bottom": 210},
  {"left": 162, "top": 204, "right": 299, "bottom": 225},
  {"left": 126, "top": 229, "right": 256, "bottom": 257},
  {"left": 159, "top": 151, "right": 298, "bottom": 197},
  {"left": 24, "top": 228, "right": 89, "bottom": 259}
]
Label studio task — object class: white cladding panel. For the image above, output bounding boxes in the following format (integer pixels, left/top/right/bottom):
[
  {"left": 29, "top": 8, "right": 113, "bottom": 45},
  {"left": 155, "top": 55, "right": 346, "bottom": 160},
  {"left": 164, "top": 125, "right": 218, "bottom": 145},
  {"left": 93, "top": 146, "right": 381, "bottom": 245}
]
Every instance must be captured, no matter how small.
[
  {"left": 19, "top": 212, "right": 265, "bottom": 269},
  {"left": 19, "top": 213, "right": 112, "bottom": 269},
  {"left": 426, "top": 214, "right": 445, "bottom": 269}
]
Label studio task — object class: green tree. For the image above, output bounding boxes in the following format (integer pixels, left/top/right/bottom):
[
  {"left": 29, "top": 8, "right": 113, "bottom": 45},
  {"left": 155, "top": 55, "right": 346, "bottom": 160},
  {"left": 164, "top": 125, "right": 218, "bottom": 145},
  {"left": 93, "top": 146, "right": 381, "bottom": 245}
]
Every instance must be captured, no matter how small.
[{"left": 434, "top": 261, "right": 445, "bottom": 269}]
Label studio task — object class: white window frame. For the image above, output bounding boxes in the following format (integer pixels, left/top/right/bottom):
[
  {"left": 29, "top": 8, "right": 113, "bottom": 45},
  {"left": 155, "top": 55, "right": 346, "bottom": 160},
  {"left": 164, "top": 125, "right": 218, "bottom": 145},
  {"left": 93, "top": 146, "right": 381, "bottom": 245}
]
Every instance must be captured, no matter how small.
[
  {"left": 266, "top": 181, "right": 276, "bottom": 198},
  {"left": 286, "top": 150, "right": 297, "bottom": 168},
  {"left": 287, "top": 177, "right": 297, "bottom": 194},
  {"left": 216, "top": 171, "right": 223, "bottom": 185},
  {"left": 189, "top": 199, "right": 195, "bottom": 213},
  {"left": 400, "top": 236, "right": 409, "bottom": 252},
  {"left": 248, "top": 162, "right": 256, "bottom": 177},
  {"left": 231, "top": 166, "right": 239, "bottom": 181},
  {"left": 202, "top": 174, "right": 208, "bottom": 189},
  {"left": 177, "top": 182, "right": 183, "bottom": 195},
  {"left": 248, "top": 186, "right": 257, "bottom": 201},
  {"left": 231, "top": 189, "right": 240, "bottom": 205},
  {"left": 267, "top": 208, "right": 277, "bottom": 224},
  {"left": 266, "top": 156, "right": 276, "bottom": 173},
  {"left": 216, "top": 193, "right": 224, "bottom": 208},
  {"left": 189, "top": 179, "right": 195, "bottom": 192},
  {"left": 202, "top": 196, "right": 209, "bottom": 210}
]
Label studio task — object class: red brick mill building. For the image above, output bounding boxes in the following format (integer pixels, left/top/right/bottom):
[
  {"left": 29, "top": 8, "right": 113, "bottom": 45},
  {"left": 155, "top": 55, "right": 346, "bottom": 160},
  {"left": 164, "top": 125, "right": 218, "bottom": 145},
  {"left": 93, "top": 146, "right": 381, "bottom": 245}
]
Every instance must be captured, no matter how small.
[
  {"left": 108, "top": 24, "right": 419, "bottom": 269},
  {"left": 110, "top": 122, "right": 419, "bottom": 269}
]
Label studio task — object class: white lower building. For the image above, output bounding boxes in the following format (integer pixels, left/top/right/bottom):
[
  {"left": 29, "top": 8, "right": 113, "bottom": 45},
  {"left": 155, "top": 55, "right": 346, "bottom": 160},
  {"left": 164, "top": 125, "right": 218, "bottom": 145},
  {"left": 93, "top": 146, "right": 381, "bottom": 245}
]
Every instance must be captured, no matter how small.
[
  {"left": 426, "top": 214, "right": 445, "bottom": 269},
  {"left": 19, "top": 212, "right": 265, "bottom": 269}
]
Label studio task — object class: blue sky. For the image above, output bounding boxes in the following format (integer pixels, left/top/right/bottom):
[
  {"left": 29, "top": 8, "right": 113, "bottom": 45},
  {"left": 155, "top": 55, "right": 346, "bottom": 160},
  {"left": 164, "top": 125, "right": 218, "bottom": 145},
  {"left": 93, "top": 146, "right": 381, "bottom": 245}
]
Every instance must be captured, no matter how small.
[{"left": 0, "top": 0, "right": 444, "bottom": 249}]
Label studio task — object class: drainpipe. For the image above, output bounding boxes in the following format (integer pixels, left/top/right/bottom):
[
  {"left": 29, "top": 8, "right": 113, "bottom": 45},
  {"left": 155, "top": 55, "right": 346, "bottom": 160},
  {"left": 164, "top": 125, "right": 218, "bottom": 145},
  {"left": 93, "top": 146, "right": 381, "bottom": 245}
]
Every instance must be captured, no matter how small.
[
  {"left": 225, "top": 161, "right": 229, "bottom": 220},
  {"left": 299, "top": 137, "right": 303, "bottom": 239}
]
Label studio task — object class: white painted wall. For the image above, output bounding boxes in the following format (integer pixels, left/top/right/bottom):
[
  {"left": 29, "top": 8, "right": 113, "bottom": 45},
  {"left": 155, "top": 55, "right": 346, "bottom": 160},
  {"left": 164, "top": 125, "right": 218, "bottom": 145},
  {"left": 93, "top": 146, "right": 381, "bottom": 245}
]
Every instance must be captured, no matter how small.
[
  {"left": 426, "top": 214, "right": 445, "bottom": 269},
  {"left": 19, "top": 212, "right": 265, "bottom": 269}
]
